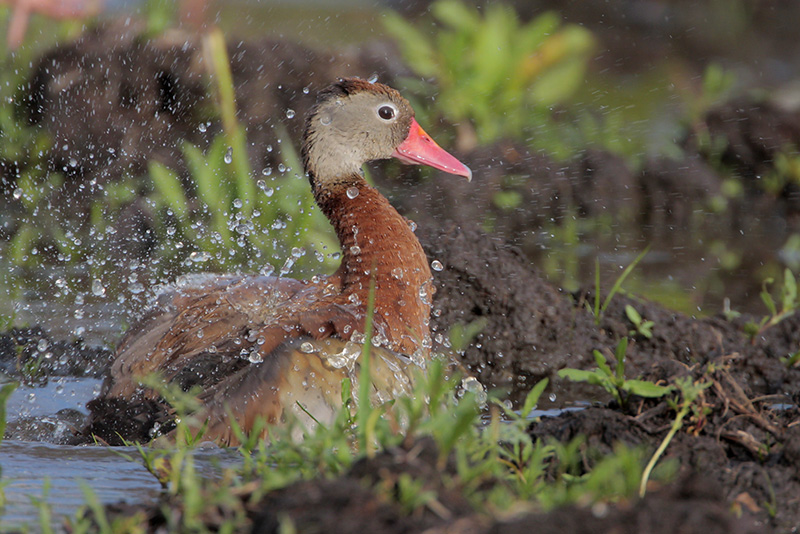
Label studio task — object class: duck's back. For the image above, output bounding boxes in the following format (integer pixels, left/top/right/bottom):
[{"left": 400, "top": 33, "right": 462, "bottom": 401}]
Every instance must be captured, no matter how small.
[{"left": 87, "top": 272, "right": 419, "bottom": 445}]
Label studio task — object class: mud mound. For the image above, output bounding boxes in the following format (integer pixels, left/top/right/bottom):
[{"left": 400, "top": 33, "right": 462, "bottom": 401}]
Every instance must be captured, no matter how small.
[
  {"left": 421, "top": 223, "right": 601, "bottom": 394},
  {"left": 97, "top": 436, "right": 763, "bottom": 534},
  {"left": 421, "top": 221, "right": 800, "bottom": 403},
  {"left": 23, "top": 20, "right": 406, "bottom": 189},
  {"left": 26, "top": 20, "right": 208, "bottom": 184}
]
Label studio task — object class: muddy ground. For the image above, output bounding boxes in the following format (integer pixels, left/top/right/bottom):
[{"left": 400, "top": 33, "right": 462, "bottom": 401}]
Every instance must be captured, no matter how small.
[{"left": 2, "top": 14, "right": 800, "bottom": 534}]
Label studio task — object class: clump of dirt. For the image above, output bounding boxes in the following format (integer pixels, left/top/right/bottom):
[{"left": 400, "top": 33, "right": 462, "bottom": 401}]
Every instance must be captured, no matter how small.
[{"left": 492, "top": 474, "right": 761, "bottom": 534}]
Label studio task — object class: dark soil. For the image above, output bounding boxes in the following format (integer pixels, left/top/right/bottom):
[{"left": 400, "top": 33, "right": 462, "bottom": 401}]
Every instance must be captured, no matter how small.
[
  {"left": 3, "top": 15, "right": 800, "bottom": 534},
  {"left": 93, "top": 437, "right": 764, "bottom": 534}
]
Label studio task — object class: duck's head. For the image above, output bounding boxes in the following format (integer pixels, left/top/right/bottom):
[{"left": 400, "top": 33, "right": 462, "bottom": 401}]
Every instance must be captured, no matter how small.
[{"left": 302, "top": 78, "right": 471, "bottom": 188}]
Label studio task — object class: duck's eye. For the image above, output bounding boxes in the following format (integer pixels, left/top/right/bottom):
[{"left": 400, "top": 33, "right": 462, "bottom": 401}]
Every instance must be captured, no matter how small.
[{"left": 378, "top": 105, "right": 396, "bottom": 121}]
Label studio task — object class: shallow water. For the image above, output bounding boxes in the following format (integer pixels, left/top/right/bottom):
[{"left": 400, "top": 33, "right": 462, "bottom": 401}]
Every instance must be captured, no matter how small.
[
  {"left": 2, "top": 377, "right": 242, "bottom": 531},
  {"left": 1, "top": 440, "right": 162, "bottom": 531},
  {"left": 7, "top": 378, "right": 102, "bottom": 421},
  {"left": 2, "top": 377, "right": 158, "bottom": 531}
]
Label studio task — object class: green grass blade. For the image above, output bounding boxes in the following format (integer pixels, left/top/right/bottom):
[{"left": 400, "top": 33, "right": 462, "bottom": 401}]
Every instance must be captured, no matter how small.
[
  {"left": 358, "top": 277, "right": 377, "bottom": 455},
  {"left": 149, "top": 160, "right": 189, "bottom": 220},
  {"left": 600, "top": 246, "right": 650, "bottom": 316},
  {"left": 0, "top": 381, "right": 18, "bottom": 443}
]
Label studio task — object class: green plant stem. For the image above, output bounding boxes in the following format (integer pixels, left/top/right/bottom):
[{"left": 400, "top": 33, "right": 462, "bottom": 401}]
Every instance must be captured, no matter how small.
[
  {"left": 599, "top": 246, "right": 650, "bottom": 320},
  {"left": 204, "top": 28, "right": 255, "bottom": 215},
  {"left": 358, "top": 276, "right": 377, "bottom": 456},
  {"left": 639, "top": 403, "right": 687, "bottom": 497}
]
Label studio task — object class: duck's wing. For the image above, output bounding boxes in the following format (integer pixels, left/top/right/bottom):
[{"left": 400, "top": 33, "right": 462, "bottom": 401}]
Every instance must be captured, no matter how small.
[
  {"left": 104, "top": 273, "right": 357, "bottom": 399},
  {"left": 187, "top": 337, "right": 419, "bottom": 446}
]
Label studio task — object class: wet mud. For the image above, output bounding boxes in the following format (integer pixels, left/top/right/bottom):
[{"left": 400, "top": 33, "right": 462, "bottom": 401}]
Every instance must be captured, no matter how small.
[{"left": 2, "top": 18, "right": 800, "bottom": 534}]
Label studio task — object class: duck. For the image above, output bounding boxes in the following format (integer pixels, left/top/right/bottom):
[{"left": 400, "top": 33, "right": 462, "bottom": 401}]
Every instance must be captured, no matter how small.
[{"left": 85, "top": 77, "right": 472, "bottom": 446}]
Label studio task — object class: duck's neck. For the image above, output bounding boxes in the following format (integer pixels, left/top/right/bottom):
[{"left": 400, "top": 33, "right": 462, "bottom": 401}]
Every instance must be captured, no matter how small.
[{"left": 313, "top": 177, "right": 433, "bottom": 356}]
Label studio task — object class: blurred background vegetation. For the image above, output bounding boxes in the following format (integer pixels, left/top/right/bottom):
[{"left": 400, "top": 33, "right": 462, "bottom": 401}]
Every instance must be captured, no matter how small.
[{"left": 1, "top": 0, "right": 799, "bottom": 341}]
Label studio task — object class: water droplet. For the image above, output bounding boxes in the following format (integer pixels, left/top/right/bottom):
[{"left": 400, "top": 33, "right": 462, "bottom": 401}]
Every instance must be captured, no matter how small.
[
  {"left": 190, "top": 251, "right": 211, "bottom": 263},
  {"left": 12, "top": 188, "right": 22, "bottom": 200},
  {"left": 285, "top": 109, "right": 295, "bottom": 119},
  {"left": 37, "top": 339, "right": 49, "bottom": 352},
  {"left": 391, "top": 267, "right": 404, "bottom": 279},
  {"left": 91, "top": 279, "right": 106, "bottom": 297},
  {"left": 350, "top": 245, "right": 361, "bottom": 256},
  {"left": 278, "top": 163, "right": 286, "bottom": 173},
  {"left": 224, "top": 146, "right": 233, "bottom": 164},
  {"left": 431, "top": 260, "right": 443, "bottom": 272},
  {"left": 325, "top": 341, "right": 361, "bottom": 369},
  {"left": 320, "top": 114, "right": 332, "bottom": 126},
  {"left": 280, "top": 257, "right": 295, "bottom": 275},
  {"left": 549, "top": 393, "right": 557, "bottom": 402},
  {"left": 198, "top": 122, "right": 207, "bottom": 133},
  {"left": 248, "top": 350, "right": 263, "bottom": 363},
  {"left": 368, "top": 73, "right": 379, "bottom": 83},
  {"left": 346, "top": 187, "right": 359, "bottom": 199},
  {"left": 299, "top": 341, "right": 316, "bottom": 353},
  {"left": 351, "top": 332, "right": 365, "bottom": 344},
  {"left": 302, "top": 86, "right": 310, "bottom": 94}
]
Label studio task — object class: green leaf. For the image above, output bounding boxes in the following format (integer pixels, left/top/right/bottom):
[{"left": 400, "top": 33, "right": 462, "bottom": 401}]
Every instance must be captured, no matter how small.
[
  {"left": 517, "top": 10, "right": 560, "bottom": 54},
  {"left": 592, "top": 349, "right": 613, "bottom": 378},
  {"left": 149, "top": 161, "right": 189, "bottom": 220},
  {"left": 760, "top": 286, "right": 777, "bottom": 317},
  {"left": 382, "top": 12, "right": 438, "bottom": 78},
  {"left": 624, "top": 304, "right": 642, "bottom": 325},
  {"left": 437, "top": 391, "right": 480, "bottom": 457},
  {"left": 449, "top": 317, "right": 488, "bottom": 353},
  {"left": 432, "top": 0, "right": 481, "bottom": 32},
  {"left": 0, "top": 381, "right": 18, "bottom": 442},
  {"left": 622, "top": 380, "right": 673, "bottom": 398},
  {"left": 520, "top": 378, "right": 549, "bottom": 419},
  {"left": 557, "top": 368, "right": 601, "bottom": 383},
  {"left": 782, "top": 268, "right": 797, "bottom": 310}
]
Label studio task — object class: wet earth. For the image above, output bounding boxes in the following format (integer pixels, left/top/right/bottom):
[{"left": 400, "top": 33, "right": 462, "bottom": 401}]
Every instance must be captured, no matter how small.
[{"left": 2, "top": 13, "right": 800, "bottom": 534}]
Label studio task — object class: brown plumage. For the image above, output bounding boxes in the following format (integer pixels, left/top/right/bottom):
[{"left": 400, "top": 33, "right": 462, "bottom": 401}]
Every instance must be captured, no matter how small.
[{"left": 86, "top": 78, "right": 471, "bottom": 446}]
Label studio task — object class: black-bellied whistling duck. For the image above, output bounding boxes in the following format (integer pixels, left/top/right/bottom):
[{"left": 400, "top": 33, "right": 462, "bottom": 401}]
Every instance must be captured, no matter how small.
[{"left": 86, "top": 78, "right": 471, "bottom": 445}]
